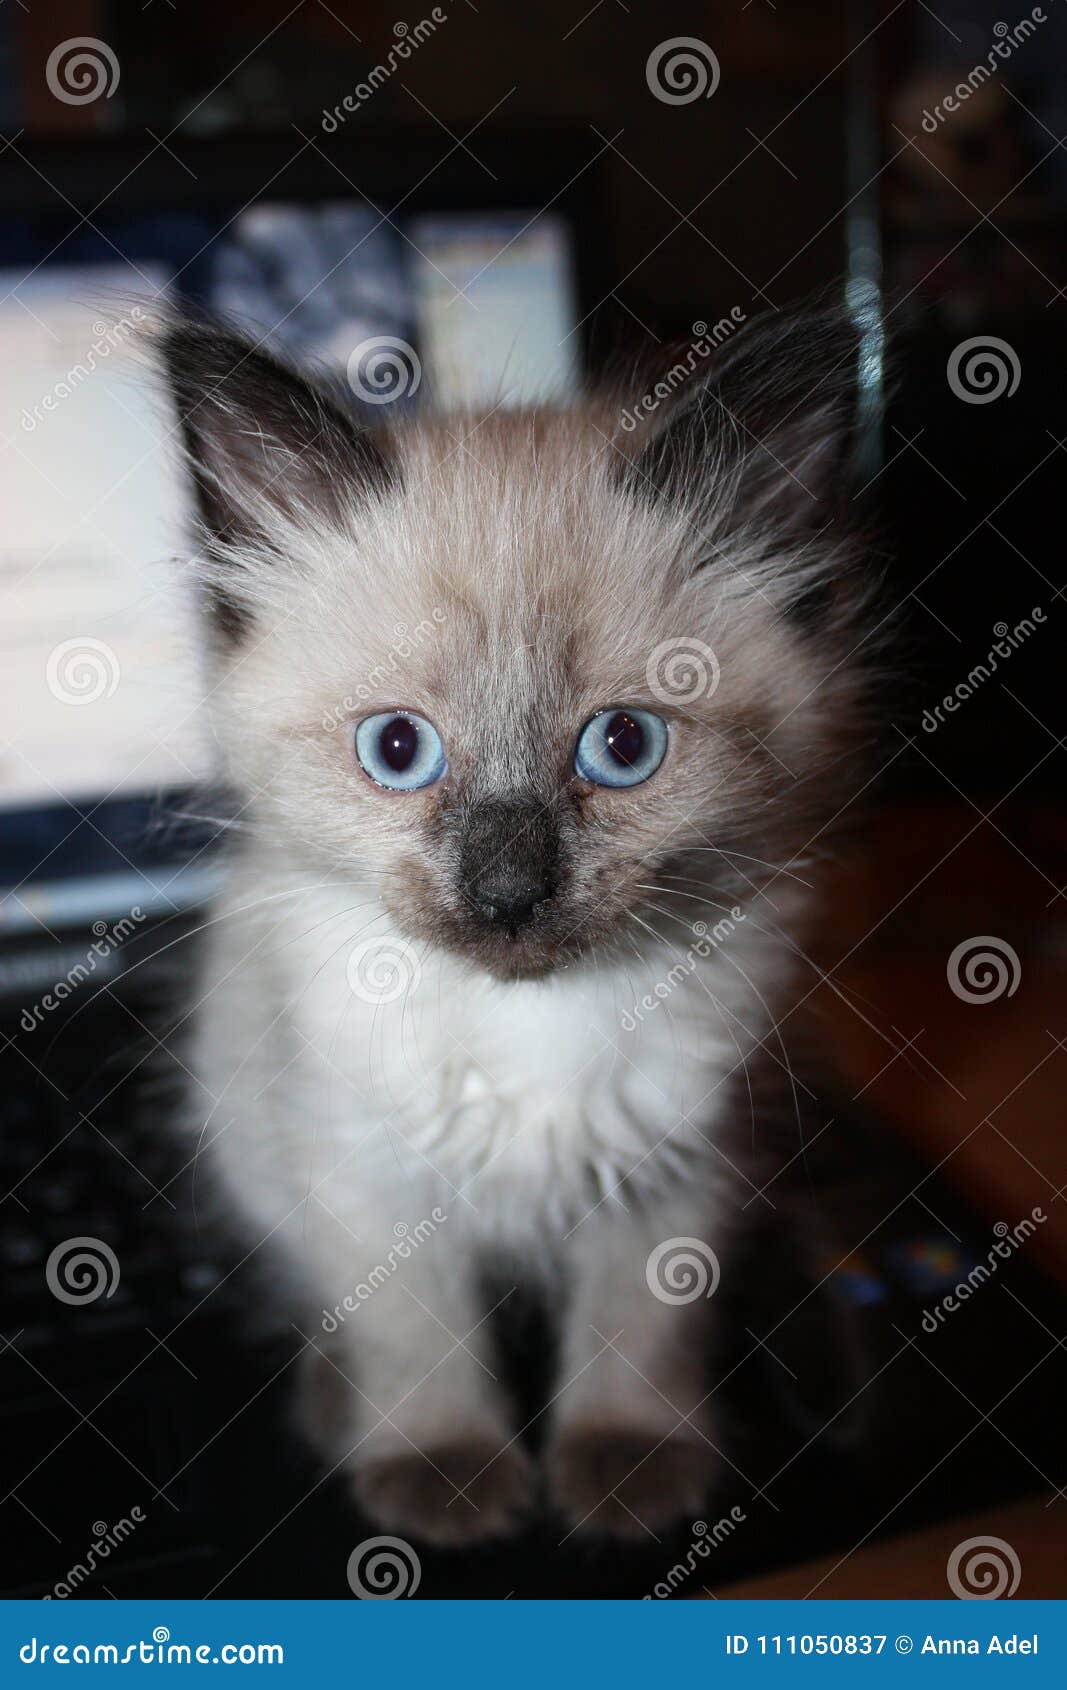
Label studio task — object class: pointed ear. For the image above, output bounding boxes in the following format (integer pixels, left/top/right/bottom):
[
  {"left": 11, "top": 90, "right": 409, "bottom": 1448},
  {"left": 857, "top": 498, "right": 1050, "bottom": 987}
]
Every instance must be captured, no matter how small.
[
  {"left": 624, "top": 307, "right": 862, "bottom": 544},
  {"left": 159, "top": 316, "right": 394, "bottom": 638}
]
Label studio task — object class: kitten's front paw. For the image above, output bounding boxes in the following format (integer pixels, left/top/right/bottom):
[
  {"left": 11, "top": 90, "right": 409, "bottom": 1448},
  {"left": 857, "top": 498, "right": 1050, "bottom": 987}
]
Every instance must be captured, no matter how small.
[
  {"left": 548, "top": 1422, "right": 716, "bottom": 1539},
  {"left": 353, "top": 1437, "right": 535, "bottom": 1548}
]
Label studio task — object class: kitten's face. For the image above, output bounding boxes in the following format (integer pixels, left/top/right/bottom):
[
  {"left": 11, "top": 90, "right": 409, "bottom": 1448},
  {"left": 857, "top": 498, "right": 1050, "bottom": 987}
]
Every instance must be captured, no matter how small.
[
  {"left": 166, "top": 311, "right": 869, "bottom": 980},
  {"left": 290, "top": 523, "right": 810, "bottom": 981}
]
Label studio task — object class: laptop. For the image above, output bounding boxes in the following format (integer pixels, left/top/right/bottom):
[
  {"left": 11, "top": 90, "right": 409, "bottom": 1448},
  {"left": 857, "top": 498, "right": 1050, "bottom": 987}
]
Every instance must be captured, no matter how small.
[{"left": 0, "top": 132, "right": 597, "bottom": 943}]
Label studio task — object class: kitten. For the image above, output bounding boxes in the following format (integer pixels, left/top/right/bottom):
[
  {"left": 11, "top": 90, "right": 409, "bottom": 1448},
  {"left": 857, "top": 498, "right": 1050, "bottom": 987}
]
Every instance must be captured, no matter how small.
[{"left": 162, "top": 304, "right": 874, "bottom": 1546}]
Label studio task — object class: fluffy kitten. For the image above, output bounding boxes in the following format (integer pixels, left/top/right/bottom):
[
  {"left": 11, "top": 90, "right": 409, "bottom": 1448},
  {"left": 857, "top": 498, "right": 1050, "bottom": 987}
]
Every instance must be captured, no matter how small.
[{"left": 162, "top": 304, "right": 873, "bottom": 1546}]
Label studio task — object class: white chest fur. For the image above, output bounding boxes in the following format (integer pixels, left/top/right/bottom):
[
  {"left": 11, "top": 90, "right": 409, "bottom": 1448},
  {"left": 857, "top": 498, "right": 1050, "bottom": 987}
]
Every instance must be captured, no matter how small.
[{"left": 192, "top": 875, "right": 774, "bottom": 1254}]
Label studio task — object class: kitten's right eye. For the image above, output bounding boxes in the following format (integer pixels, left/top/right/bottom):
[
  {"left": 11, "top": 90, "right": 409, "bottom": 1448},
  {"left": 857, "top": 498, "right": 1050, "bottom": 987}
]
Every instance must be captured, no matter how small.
[{"left": 354, "top": 712, "right": 447, "bottom": 791}]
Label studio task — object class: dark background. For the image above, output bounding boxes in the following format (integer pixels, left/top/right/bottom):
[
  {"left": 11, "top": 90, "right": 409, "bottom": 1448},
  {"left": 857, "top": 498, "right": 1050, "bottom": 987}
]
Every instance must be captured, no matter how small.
[{"left": 4, "top": 0, "right": 1065, "bottom": 793}]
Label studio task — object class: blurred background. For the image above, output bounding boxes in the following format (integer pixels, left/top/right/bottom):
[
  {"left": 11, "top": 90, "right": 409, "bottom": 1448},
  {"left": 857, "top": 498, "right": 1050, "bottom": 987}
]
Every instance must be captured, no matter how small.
[{"left": 1, "top": 0, "right": 1066, "bottom": 1599}]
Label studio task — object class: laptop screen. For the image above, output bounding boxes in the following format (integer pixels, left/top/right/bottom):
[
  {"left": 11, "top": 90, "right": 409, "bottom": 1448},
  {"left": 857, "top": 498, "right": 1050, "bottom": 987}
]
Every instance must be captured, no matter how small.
[
  {"left": 1, "top": 266, "right": 205, "bottom": 813},
  {"left": 0, "top": 200, "right": 581, "bottom": 928}
]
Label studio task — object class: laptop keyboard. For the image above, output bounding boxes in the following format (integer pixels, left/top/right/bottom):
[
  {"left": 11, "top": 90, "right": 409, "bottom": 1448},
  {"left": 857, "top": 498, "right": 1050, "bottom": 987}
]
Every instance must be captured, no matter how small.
[{"left": 2, "top": 907, "right": 1067, "bottom": 1597}]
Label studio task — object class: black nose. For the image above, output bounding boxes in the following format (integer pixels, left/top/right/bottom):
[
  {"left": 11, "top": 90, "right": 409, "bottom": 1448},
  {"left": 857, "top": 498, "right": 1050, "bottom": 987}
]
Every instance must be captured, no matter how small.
[
  {"left": 468, "top": 872, "right": 553, "bottom": 930},
  {"left": 460, "top": 798, "right": 558, "bottom": 933}
]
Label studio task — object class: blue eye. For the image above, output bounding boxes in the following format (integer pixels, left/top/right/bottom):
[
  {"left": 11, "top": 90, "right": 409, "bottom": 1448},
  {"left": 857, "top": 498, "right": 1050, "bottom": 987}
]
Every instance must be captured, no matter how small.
[
  {"left": 574, "top": 707, "right": 667, "bottom": 788},
  {"left": 355, "top": 712, "right": 447, "bottom": 791}
]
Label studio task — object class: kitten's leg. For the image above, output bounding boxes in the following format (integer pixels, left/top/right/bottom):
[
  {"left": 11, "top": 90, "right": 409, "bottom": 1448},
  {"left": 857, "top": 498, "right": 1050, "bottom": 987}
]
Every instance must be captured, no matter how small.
[
  {"left": 547, "top": 1199, "right": 721, "bottom": 1539},
  {"left": 299, "top": 1225, "right": 532, "bottom": 1547}
]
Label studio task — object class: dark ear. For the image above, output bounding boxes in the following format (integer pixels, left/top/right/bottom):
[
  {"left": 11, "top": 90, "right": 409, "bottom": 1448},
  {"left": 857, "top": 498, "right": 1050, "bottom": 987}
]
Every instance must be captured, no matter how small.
[
  {"left": 159, "top": 316, "right": 393, "bottom": 638},
  {"left": 624, "top": 307, "right": 862, "bottom": 544}
]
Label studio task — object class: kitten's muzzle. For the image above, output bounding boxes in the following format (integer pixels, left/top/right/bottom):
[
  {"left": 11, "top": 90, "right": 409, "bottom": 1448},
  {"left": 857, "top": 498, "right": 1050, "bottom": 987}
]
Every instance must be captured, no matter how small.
[{"left": 459, "top": 797, "right": 559, "bottom": 935}]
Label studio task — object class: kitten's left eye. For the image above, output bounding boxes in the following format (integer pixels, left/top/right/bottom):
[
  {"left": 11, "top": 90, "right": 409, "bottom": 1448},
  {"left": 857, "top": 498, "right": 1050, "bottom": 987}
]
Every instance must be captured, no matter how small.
[
  {"left": 574, "top": 708, "right": 667, "bottom": 788},
  {"left": 355, "top": 712, "right": 447, "bottom": 790}
]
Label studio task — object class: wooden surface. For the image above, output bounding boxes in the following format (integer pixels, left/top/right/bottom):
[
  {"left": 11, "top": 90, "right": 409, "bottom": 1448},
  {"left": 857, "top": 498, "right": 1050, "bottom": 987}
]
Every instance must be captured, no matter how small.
[
  {"left": 708, "top": 804, "right": 1067, "bottom": 1597},
  {"left": 718, "top": 1494, "right": 1065, "bottom": 1599},
  {"left": 807, "top": 803, "right": 1067, "bottom": 1290}
]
